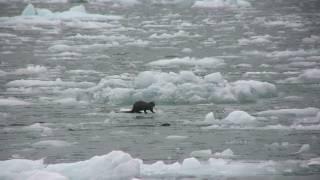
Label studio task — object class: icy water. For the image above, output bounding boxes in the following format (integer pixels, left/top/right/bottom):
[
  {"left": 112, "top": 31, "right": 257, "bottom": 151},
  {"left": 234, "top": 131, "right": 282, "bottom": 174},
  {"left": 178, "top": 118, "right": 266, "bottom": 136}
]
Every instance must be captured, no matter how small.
[{"left": 0, "top": 0, "right": 320, "bottom": 179}]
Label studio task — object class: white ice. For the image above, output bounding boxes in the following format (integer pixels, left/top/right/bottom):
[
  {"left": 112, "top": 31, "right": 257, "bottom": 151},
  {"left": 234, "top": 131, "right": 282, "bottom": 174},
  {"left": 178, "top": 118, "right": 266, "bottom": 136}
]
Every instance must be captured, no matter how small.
[
  {"left": 192, "top": 0, "right": 251, "bottom": 9},
  {"left": 257, "top": 107, "right": 319, "bottom": 117},
  {"left": 0, "top": 97, "right": 31, "bottom": 106},
  {"left": 32, "top": 140, "right": 73, "bottom": 148},
  {"left": 148, "top": 57, "right": 225, "bottom": 68},
  {"left": 280, "top": 69, "right": 320, "bottom": 84},
  {"left": 1, "top": 150, "right": 320, "bottom": 179},
  {"left": 91, "top": 71, "right": 277, "bottom": 104}
]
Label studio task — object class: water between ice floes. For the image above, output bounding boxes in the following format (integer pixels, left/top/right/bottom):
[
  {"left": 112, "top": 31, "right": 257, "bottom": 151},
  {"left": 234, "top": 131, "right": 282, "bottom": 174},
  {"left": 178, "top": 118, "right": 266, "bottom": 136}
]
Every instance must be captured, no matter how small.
[{"left": 0, "top": 0, "right": 320, "bottom": 179}]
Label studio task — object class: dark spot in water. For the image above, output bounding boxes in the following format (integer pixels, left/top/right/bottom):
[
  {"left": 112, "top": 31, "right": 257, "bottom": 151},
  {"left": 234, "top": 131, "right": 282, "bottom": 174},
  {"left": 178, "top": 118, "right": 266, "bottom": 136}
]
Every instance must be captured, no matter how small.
[{"left": 161, "top": 123, "right": 170, "bottom": 127}]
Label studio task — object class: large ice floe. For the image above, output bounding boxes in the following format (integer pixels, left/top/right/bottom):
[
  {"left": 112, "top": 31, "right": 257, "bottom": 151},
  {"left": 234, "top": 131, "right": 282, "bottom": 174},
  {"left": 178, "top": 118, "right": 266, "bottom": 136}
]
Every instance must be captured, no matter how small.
[
  {"left": 1, "top": 150, "right": 320, "bottom": 179},
  {"left": 0, "top": 4, "right": 122, "bottom": 30},
  {"left": 202, "top": 107, "right": 320, "bottom": 130},
  {"left": 89, "top": 70, "right": 277, "bottom": 104}
]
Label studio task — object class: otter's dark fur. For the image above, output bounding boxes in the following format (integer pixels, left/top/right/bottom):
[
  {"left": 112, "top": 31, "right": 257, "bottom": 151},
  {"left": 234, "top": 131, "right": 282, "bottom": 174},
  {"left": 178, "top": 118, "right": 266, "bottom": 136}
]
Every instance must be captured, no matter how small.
[{"left": 128, "top": 101, "right": 155, "bottom": 114}]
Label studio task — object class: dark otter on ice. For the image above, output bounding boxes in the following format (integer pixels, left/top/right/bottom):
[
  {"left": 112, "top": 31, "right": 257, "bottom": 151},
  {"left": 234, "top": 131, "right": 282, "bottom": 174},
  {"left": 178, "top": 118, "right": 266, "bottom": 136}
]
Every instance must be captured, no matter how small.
[{"left": 125, "top": 101, "right": 155, "bottom": 114}]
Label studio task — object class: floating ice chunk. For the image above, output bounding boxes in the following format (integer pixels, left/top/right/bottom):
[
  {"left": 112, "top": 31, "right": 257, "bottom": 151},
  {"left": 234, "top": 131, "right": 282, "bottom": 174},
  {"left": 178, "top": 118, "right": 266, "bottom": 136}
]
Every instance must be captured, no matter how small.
[
  {"left": 148, "top": 57, "right": 225, "bottom": 68},
  {"left": 266, "top": 142, "right": 290, "bottom": 150},
  {"left": 6, "top": 79, "right": 95, "bottom": 88},
  {"left": 53, "top": 97, "right": 88, "bottom": 106},
  {"left": 204, "top": 73, "right": 225, "bottom": 84},
  {"left": 149, "top": 30, "right": 199, "bottom": 39},
  {"left": 231, "top": 80, "right": 277, "bottom": 102},
  {"left": 166, "top": 135, "right": 188, "bottom": 140},
  {"left": 257, "top": 107, "right": 319, "bottom": 117},
  {"left": 181, "top": 48, "right": 192, "bottom": 53},
  {"left": 192, "top": 0, "right": 251, "bottom": 8},
  {"left": 21, "top": 4, "right": 37, "bottom": 16},
  {"left": 243, "top": 71, "right": 278, "bottom": 78},
  {"left": 0, "top": 70, "right": 7, "bottom": 76},
  {"left": 181, "top": 158, "right": 202, "bottom": 170},
  {"left": 317, "top": 112, "right": 320, "bottom": 121},
  {"left": 280, "top": 68, "right": 320, "bottom": 83},
  {"left": 0, "top": 159, "right": 45, "bottom": 179},
  {"left": 0, "top": 151, "right": 140, "bottom": 180},
  {"left": 190, "top": 149, "right": 212, "bottom": 158},
  {"left": 23, "top": 123, "right": 53, "bottom": 136},
  {"left": 268, "top": 49, "right": 319, "bottom": 58},
  {"left": 90, "top": 0, "right": 140, "bottom": 6},
  {"left": 91, "top": 71, "right": 277, "bottom": 104},
  {"left": 48, "top": 44, "right": 72, "bottom": 52},
  {"left": 46, "top": 151, "right": 140, "bottom": 179},
  {"left": 19, "top": 170, "right": 68, "bottom": 180},
  {"left": 238, "top": 35, "right": 272, "bottom": 45},
  {"left": 0, "top": 97, "right": 31, "bottom": 106},
  {"left": 32, "top": 140, "right": 73, "bottom": 148},
  {"left": 19, "top": 4, "right": 122, "bottom": 20},
  {"left": 213, "top": 148, "right": 234, "bottom": 158},
  {"left": 14, "top": 65, "right": 48, "bottom": 75},
  {"left": 233, "top": 63, "right": 252, "bottom": 68},
  {"left": 302, "top": 35, "right": 320, "bottom": 44},
  {"left": 224, "top": 111, "right": 256, "bottom": 125},
  {"left": 307, "top": 157, "right": 320, "bottom": 167},
  {"left": 204, "top": 112, "right": 216, "bottom": 124},
  {"left": 294, "top": 144, "right": 310, "bottom": 154}
]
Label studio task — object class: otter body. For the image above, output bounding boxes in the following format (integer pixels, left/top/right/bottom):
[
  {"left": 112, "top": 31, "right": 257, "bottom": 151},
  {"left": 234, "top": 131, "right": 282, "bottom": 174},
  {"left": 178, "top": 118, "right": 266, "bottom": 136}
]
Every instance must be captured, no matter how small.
[{"left": 130, "top": 101, "right": 155, "bottom": 114}]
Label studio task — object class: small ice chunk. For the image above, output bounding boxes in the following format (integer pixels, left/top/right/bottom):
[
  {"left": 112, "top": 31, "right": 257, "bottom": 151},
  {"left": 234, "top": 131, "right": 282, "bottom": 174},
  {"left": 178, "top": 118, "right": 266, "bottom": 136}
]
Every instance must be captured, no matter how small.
[
  {"left": 295, "top": 144, "right": 310, "bottom": 154},
  {"left": 181, "top": 158, "right": 201, "bottom": 170},
  {"left": 0, "top": 97, "right": 31, "bottom": 106},
  {"left": 308, "top": 157, "right": 320, "bottom": 166},
  {"left": 23, "top": 123, "right": 52, "bottom": 136},
  {"left": 204, "top": 112, "right": 216, "bottom": 123},
  {"left": 224, "top": 111, "right": 256, "bottom": 125},
  {"left": 190, "top": 149, "right": 212, "bottom": 158},
  {"left": 181, "top": 48, "right": 192, "bottom": 53},
  {"left": 166, "top": 135, "right": 188, "bottom": 140},
  {"left": 213, "top": 148, "right": 234, "bottom": 158},
  {"left": 32, "top": 140, "right": 73, "bottom": 148},
  {"left": 22, "top": 4, "right": 36, "bottom": 16}
]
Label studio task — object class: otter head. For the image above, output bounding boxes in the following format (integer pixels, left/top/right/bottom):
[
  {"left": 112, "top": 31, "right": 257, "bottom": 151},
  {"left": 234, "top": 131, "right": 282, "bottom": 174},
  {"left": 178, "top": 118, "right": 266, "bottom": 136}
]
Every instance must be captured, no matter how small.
[{"left": 149, "top": 102, "right": 155, "bottom": 107}]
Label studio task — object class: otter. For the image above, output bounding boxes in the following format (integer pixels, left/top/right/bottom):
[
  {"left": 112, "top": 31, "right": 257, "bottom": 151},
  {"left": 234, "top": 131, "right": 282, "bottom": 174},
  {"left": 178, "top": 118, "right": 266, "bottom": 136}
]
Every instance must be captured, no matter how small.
[{"left": 125, "top": 101, "right": 155, "bottom": 114}]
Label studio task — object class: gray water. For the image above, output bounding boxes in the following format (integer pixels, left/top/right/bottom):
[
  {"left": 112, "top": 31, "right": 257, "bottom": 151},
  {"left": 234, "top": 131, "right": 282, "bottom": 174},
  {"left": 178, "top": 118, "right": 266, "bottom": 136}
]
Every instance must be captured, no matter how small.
[{"left": 0, "top": 0, "right": 320, "bottom": 179}]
